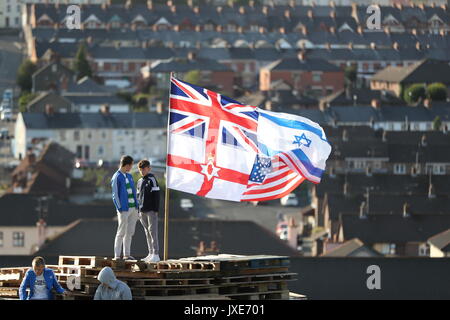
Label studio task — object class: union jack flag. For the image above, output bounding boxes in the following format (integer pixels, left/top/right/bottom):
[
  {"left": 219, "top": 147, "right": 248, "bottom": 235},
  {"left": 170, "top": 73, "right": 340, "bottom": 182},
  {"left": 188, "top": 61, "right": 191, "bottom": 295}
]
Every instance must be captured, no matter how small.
[{"left": 166, "top": 77, "right": 307, "bottom": 202}]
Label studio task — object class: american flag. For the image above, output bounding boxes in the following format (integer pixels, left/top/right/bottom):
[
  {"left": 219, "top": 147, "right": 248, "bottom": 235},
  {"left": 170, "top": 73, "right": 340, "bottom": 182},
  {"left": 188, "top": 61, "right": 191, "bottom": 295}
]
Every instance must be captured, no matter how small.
[{"left": 167, "top": 77, "right": 308, "bottom": 202}]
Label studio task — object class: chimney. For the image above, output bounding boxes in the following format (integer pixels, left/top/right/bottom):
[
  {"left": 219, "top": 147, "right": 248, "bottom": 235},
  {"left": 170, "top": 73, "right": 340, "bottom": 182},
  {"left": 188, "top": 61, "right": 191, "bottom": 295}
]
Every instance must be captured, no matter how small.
[
  {"left": 325, "top": 42, "right": 331, "bottom": 50},
  {"left": 262, "top": 6, "right": 269, "bottom": 16},
  {"left": 423, "top": 98, "right": 432, "bottom": 109},
  {"left": 330, "top": 10, "right": 336, "bottom": 20},
  {"left": 61, "top": 75, "right": 68, "bottom": 92},
  {"left": 329, "top": 166, "right": 336, "bottom": 178},
  {"left": 343, "top": 181, "right": 349, "bottom": 196},
  {"left": 227, "top": 0, "right": 234, "bottom": 8},
  {"left": 187, "top": 51, "right": 196, "bottom": 61},
  {"left": 264, "top": 100, "right": 272, "bottom": 111},
  {"left": 193, "top": 6, "right": 200, "bottom": 15},
  {"left": 195, "top": 25, "right": 201, "bottom": 32},
  {"left": 216, "top": 6, "right": 223, "bottom": 14},
  {"left": 370, "top": 42, "right": 377, "bottom": 50},
  {"left": 382, "top": 130, "right": 387, "bottom": 142},
  {"left": 392, "top": 42, "right": 400, "bottom": 51},
  {"left": 402, "top": 202, "right": 411, "bottom": 218},
  {"left": 411, "top": 28, "right": 417, "bottom": 36},
  {"left": 86, "top": 36, "right": 93, "bottom": 45},
  {"left": 371, "top": 99, "right": 381, "bottom": 109},
  {"left": 125, "top": 0, "right": 132, "bottom": 10},
  {"left": 342, "top": 128, "right": 348, "bottom": 142},
  {"left": 187, "top": 0, "right": 194, "bottom": 8},
  {"left": 359, "top": 201, "right": 367, "bottom": 219},
  {"left": 239, "top": 6, "right": 245, "bottom": 15},
  {"left": 366, "top": 165, "right": 373, "bottom": 177},
  {"left": 279, "top": 27, "right": 286, "bottom": 34},
  {"left": 259, "top": 26, "right": 266, "bottom": 34},
  {"left": 357, "top": 26, "right": 363, "bottom": 34},
  {"left": 307, "top": 9, "right": 313, "bottom": 19},
  {"left": 156, "top": 101, "right": 164, "bottom": 114},
  {"left": 284, "top": 9, "right": 292, "bottom": 20},
  {"left": 421, "top": 134, "right": 427, "bottom": 147},
  {"left": 297, "top": 51, "right": 306, "bottom": 61},
  {"left": 147, "top": 0, "right": 153, "bottom": 10},
  {"left": 287, "top": 217, "right": 298, "bottom": 250},
  {"left": 415, "top": 41, "right": 421, "bottom": 51},
  {"left": 384, "top": 26, "right": 391, "bottom": 35},
  {"left": 289, "top": 0, "right": 295, "bottom": 8},
  {"left": 36, "top": 218, "right": 47, "bottom": 248},
  {"left": 301, "top": 25, "right": 308, "bottom": 35},
  {"left": 166, "top": 0, "right": 173, "bottom": 6},
  {"left": 45, "top": 104, "right": 54, "bottom": 116},
  {"left": 348, "top": 42, "right": 353, "bottom": 50},
  {"left": 411, "top": 165, "right": 418, "bottom": 177},
  {"left": 170, "top": 5, "right": 176, "bottom": 14},
  {"left": 100, "top": 104, "right": 110, "bottom": 115},
  {"left": 428, "top": 183, "right": 436, "bottom": 199},
  {"left": 173, "top": 24, "right": 180, "bottom": 32},
  {"left": 329, "top": 1, "right": 336, "bottom": 8}
]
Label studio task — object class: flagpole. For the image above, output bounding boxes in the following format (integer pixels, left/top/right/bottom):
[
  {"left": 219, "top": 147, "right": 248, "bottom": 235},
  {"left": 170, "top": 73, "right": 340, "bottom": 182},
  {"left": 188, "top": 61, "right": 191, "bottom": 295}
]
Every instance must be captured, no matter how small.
[{"left": 164, "top": 72, "right": 173, "bottom": 261}]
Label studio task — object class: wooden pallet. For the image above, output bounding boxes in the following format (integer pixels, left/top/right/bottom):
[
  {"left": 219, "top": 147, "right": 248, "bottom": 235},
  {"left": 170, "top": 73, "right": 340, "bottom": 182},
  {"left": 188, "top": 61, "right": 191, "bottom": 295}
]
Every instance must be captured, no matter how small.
[{"left": 58, "top": 256, "right": 113, "bottom": 268}]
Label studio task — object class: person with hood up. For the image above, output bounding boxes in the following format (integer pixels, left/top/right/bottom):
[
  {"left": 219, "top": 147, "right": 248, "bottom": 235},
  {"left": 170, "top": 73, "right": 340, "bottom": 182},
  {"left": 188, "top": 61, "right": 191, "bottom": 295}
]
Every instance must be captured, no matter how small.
[{"left": 94, "top": 267, "right": 132, "bottom": 300}]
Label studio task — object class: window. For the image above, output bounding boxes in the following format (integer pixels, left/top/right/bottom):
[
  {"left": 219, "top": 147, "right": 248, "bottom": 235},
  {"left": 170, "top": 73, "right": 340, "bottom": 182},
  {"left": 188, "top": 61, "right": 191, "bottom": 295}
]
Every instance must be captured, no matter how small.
[
  {"left": 120, "top": 146, "right": 125, "bottom": 155},
  {"left": 60, "top": 130, "right": 66, "bottom": 141},
  {"left": 74, "top": 131, "right": 80, "bottom": 141},
  {"left": 84, "top": 146, "right": 90, "bottom": 160},
  {"left": 87, "top": 132, "right": 92, "bottom": 139},
  {"left": 76, "top": 145, "right": 82, "bottom": 158},
  {"left": 394, "top": 163, "right": 406, "bottom": 174},
  {"left": 7, "top": 5, "right": 11, "bottom": 13},
  {"left": 312, "top": 72, "right": 322, "bottom": 82},
  {"left": 13, "top": 232, "right": 25, "bottom": 247},
  {"left": 98, "top": 146, "right": 104, "bottom": 156},
  {"left": 0, "top": 232, "right": 3, "bottom": 247},
  {"left": 433, "top": 164, "right": 445, "bottom": 175}
]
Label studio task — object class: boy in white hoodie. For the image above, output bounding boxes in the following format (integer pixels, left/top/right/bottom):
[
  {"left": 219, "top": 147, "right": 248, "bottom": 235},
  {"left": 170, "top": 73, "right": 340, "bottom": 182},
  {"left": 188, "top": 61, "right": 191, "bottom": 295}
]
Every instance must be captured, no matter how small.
[{"left": 94, "top": 267, "right": 132, "bottom": 300}]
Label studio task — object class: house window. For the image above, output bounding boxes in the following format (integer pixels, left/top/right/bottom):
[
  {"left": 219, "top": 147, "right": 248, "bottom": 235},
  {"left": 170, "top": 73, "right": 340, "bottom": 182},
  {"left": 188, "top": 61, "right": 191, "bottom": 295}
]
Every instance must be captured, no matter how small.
[
  {"left": 76, "top": 145, "right": 82, "bottom": 158},
  {"left": 74, "top": 131, "right": 80, "bottom": 141},
  {"left": 13, "top": 232, "right": 25, "bottom": 247},
  {"left": 98, "top": 146, "right": 104, "bottom": 155},
  {"left": 102, "top": 132, "right": 107, "bottom": 139},
  {"left": 120, "top": 146, "right": 125, "bottom": 155},
  {"left": 312, "top": 72, "right": 322, "bottom": 82},
  {"left": 433, "top": 164, "right": 445, "bottom": 175},
  {"left": 0, "top": 231, "right": 3, "bottom": 247},
  {"left": 87, "top": 132, "right": 92, "bottom": 139},
  {"left": 393, "top": 164, "right": 406, "bottom": 174}
]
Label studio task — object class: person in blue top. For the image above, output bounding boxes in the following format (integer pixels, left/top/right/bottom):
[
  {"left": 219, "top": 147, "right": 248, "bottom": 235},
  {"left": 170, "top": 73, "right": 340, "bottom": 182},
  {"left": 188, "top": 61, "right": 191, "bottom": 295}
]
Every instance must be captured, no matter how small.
[
  {"left": 19, "top": 256, "right": 68, "bottom": 300},
  {"left": 111, "top": 155, "right": 139, "bottom": 260}
]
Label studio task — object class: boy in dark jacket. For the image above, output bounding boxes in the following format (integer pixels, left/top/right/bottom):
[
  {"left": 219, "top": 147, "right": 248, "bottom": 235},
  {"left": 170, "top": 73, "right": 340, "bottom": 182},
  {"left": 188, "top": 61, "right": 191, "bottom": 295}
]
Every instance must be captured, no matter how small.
[{"left": 136, "top": 160, "right": 161, "bottom": 263}]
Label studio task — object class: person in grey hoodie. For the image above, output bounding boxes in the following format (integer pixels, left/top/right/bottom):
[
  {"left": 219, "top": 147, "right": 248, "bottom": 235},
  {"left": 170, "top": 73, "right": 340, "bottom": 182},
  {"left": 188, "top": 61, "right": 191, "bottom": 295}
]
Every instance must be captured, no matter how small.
[{"left": 94, "top": 267, "right": 132, "bottom": 300}]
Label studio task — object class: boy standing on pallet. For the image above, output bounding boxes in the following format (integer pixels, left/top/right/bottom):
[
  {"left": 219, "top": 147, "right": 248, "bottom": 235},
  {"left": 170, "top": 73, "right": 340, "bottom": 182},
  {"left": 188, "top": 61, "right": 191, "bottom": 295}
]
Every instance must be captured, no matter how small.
[
  {"left": 111, "top": 155, "right": 139, "bottom": 260},
  {"left": 136, "top": 159, "right": 161, "bottom": 263}
]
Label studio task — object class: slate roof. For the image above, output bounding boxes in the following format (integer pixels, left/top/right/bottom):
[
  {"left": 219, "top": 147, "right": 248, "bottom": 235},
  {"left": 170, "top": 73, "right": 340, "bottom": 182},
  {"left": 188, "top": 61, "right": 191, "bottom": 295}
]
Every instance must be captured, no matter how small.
[
  {"left": 0, "top": 194, "right": 114, "bottom": 226},
  {"left": 427, "top": 229, "right": 450, "bottom": 252},
  {"left": 341, "top": 214, "right": 450, "bottom": 243},
  {"left": 151, "top": 57, "right": 231, "bottom": 72},
  {"left": 62, "top": 95, "right": 128, "bottom": 106},
  {"left": 264, "top": 57, "right": 341, "bottom": 71},
  {"left": 371, "top": 59, "right": 450, "bottom": 83},
  {"left": 321, "top": 238, "right": 382, "bottom": 257},
  {"left": 33, "top": 218, "right": 300, "bottom": 258},
  {"left": 21, "top": 112, "right": 167, "bottom": 130}
]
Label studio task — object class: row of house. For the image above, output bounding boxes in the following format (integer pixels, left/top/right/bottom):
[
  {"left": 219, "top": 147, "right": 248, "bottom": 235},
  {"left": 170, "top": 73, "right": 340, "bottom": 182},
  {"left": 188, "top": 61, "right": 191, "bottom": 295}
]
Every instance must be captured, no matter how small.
[{"left": 24, "top": 1, "right": 450, "bottom": 34}]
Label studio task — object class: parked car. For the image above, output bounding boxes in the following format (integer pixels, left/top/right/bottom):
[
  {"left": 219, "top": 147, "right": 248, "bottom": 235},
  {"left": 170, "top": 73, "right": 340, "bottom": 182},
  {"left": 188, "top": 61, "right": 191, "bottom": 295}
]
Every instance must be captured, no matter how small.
[
  {"left": 280, "top": 193, "right": 299, "bottom": 206},
  {"left": 3, "top": 88, "right": 13, "bottom": 100},
  {"left": 0, "top": 128, "right": 9, "bottom": 139},
  {"left": 180, "top": 198, "right": 194, "bottom": 211},
  {"left": 1, "top": 109, "right": 12, "bottom": 122}
]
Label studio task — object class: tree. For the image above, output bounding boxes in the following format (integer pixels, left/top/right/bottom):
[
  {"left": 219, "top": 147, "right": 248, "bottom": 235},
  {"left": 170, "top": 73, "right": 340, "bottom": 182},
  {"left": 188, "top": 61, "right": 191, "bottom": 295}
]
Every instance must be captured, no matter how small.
[
  {"left": 432, "top": 116, "right": 442, "bottom": 131},
  {"left": 73, "top": 43, "right": 93, "bottom": 80},
  {"left": 183, "top": 70, "right": 201, "bottom": 85},
  {"left": 18, "top": 92, "right": 38, "bottom": 112},
  {"left": 16, "top": 60, "right": 37, "bottom": 92},
  {"left": 404, "top": 84, "right": 426, "bottom": 104},
  {"left": 426, "top": 83, "right": 447, "bottom": 101}
]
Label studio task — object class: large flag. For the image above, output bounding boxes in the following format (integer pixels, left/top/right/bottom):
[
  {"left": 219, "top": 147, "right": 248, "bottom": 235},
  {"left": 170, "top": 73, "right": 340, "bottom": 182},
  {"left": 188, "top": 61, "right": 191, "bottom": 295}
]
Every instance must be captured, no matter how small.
[{"left": 166, "top": 77, "right": 332, "bottom": 202}]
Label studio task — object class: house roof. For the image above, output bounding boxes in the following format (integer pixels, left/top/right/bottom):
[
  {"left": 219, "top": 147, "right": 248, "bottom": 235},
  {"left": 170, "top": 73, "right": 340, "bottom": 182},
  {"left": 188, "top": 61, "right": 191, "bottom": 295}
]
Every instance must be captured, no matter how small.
[
  {"left": 151, "top": 57, "right": 231, "bottom": 72},
  {"left": 33, "top": 218, "right": 300, "bottom": 258},
  {"left": 340, "top": 214, "right": 450, "bottom": 244},
  {"left": 320, "top": 88, "right": 404, "bottom": 107},
  {"left": 62, "top": 94, "right": 128, "bottom": 106},
  {"left": 371, "top": 59, "right": 450, "bottom": 83},
  {"left": 21, "top": 112, "right": 166, "bottom": 130},
  {"left": 0, "top": 194, "right": 115, "bottom": 227},
  {"left": 316, "top": 173, "right": 450, "bottom": 199},
  {"left": 327, "top": 193, "right": 450, "bottom": 221},
  {"left": 321, "top": 238, "right": 382, "bottom": 257},
  {"left": 427, "top": 229, "right": 450, "bottom": 252},
  {"left": 264, "top": 57, "right": 341, "bottom": 72}
]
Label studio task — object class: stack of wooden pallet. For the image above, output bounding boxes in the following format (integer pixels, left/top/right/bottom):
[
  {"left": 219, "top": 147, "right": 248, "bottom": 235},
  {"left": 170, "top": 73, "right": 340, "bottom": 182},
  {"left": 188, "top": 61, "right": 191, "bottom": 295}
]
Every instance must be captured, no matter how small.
[{"left": 0, "top": 254, "right": 301, "bottom": 300}]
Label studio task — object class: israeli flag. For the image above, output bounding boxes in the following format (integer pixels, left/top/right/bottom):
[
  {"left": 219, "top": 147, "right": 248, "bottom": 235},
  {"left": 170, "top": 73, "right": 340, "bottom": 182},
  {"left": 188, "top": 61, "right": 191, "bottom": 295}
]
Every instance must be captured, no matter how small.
[{"left": 256, "top": 109, "right": 332, "bottom": 184}]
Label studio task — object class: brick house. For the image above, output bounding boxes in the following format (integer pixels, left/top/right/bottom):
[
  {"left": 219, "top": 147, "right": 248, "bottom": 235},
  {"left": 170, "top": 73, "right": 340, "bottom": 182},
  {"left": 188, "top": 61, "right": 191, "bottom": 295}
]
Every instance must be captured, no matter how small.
[{"left": 260, "top": 52, "right": 344, "bottom": 98}]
